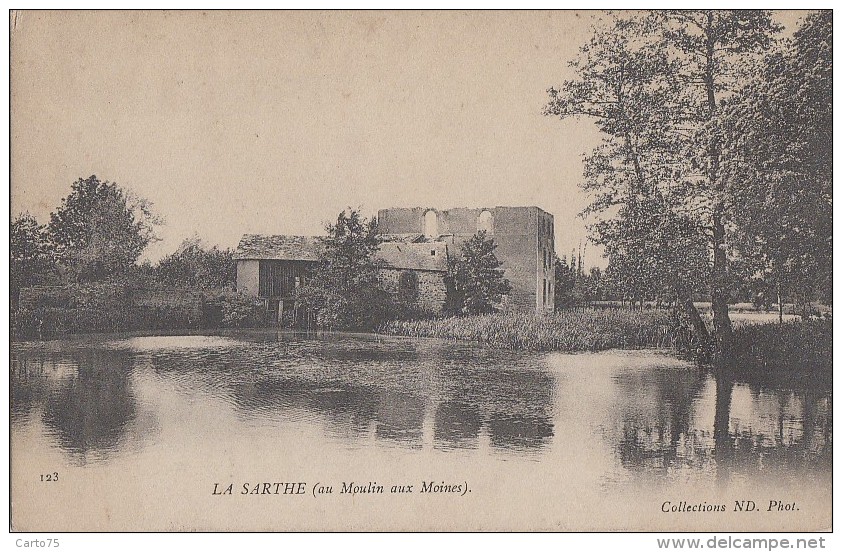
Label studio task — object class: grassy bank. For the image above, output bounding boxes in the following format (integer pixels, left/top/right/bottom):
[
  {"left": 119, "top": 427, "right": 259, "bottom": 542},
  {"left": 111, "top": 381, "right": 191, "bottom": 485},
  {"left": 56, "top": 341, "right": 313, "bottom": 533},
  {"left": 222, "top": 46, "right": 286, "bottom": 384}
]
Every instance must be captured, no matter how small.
[
  {"left": 379, "top": 309, "right": 681, "bottom": 352},
  {"left": 382, "top": 311, "right": 832, "bottom": 389},
  {"left": 729, "top": 319, "right": 832, "bottom": 388}
]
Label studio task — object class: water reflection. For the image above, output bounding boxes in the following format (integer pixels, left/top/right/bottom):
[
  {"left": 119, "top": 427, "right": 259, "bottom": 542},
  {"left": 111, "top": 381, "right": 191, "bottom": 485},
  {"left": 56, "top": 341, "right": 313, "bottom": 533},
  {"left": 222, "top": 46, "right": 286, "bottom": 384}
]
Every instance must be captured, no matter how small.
[
  {"left": 612, "top": 367, "right": 708, "bottom": 474},
  {"left": 11, "top": 348, "right": 141, "bottom": 463},
  {"left": 11, "top": 355, "right": 52, "bottom": 423},
  {"left": 610, "top": 364, "right": 832, "bottom": 484},
  {"left": 144, "top": 333, "right": 556, "bottom": 452},
  {"left": 434, "top": 400, "right": 482, "bottom": 447},
  {"left": 10, "top": 331, "right": 832, "bottom": 482},
  {"left": 43, "top": 349, "right": 138, "bottom": 460}
]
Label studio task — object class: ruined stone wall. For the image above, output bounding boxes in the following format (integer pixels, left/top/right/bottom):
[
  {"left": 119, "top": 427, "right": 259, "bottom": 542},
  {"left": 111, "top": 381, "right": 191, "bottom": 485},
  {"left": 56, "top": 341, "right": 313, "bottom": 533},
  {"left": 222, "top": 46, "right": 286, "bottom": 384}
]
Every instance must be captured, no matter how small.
[
  {"left": 489, "top": 207, "right": 539, "bottom": 312},
  {"left": 377, "top": 268, "right": 447, "bottom": 314},
  {"left": 536, "top": 209, "right": 555, "bottom": 312},
  {"left": 377, "top": 206, "right": 549, "bottom": 312}
]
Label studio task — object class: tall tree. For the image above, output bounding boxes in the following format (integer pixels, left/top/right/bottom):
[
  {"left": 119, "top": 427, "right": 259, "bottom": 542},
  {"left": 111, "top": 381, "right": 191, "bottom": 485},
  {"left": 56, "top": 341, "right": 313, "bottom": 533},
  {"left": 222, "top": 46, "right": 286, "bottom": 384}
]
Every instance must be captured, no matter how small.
[
  {"left": 721, "top": 11, "right": 832, "bottom": 320},
  {"left": 47, "top": 175, "right": 160, "bottom": 281},
  {"left": 554, "top": 255, "right": 577, "bottom": 309},
  {"left": 545, "top": 11, "right": 782, "bottom": 361},
  {"left": 295, "top": 209, "right": 388, "bottom": 329},
  {"left": 545, "top": 13, "right": 709, "bottom": 339},
  {"left": 318, "top": 209, "right": 382, "bottom": 293},
  {"left": 658, "top": 10, "right": 781, "bottom": 359}
]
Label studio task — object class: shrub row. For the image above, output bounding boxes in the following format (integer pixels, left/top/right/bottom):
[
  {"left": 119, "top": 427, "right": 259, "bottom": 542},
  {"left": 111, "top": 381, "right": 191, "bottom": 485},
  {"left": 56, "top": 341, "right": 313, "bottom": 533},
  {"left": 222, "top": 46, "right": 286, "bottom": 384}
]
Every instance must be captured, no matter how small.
[
  {"left": 728, "top": 319, "right": 832, "bottom": 388},
  {"left": 12, "top": 284, "right": 267, "bottom": 338}
]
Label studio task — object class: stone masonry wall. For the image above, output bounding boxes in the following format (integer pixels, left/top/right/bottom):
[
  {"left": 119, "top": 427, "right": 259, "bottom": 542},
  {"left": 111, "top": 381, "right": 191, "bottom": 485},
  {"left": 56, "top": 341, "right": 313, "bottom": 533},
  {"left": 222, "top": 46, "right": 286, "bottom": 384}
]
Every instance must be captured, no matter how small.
[
  {"left": 378, "top": 268, "right": 447, "bottom": 314},
  {"left": 378, "top": 206, "right": 543, "bottom": 312}
]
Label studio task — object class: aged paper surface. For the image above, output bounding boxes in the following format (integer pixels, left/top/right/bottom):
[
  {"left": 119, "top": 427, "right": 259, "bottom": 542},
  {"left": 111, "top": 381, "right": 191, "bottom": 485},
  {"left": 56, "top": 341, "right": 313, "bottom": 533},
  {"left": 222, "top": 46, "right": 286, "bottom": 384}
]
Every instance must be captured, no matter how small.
[{"left": 10, "top": 10, "right": 831, "bottom": 533}]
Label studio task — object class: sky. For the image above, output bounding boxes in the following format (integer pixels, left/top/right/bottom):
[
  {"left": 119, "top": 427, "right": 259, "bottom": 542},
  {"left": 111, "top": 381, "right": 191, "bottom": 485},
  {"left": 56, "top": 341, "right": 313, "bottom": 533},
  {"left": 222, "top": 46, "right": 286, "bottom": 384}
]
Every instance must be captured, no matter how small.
[{"left": 10, "top": 10, "right": 805, "bottom": 266}]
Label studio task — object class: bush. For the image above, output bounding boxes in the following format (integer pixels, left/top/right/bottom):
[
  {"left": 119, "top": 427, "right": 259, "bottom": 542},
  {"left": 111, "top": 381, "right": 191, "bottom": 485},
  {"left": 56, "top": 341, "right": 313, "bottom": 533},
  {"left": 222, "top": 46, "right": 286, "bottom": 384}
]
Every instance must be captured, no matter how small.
[
  {"left": 728, "top": 320, "right": 832, "bottom": 388},
  {"left": 12, "top": 283, "right": 248, "bottom": 337},
  {"left": 215, "top": 292, "right": 267, "bottom": 328},
  {"left": 296, "top": 283, "right": 394, "bottom": 331}
]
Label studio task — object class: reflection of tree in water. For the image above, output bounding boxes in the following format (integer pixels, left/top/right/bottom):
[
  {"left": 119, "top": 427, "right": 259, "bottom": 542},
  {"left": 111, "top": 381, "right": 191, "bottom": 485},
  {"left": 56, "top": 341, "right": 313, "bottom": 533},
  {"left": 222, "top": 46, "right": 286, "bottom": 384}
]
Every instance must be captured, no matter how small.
[
  {"left": 148, "top": 338, "right": 556, "bottom": 453},
  {"left": 612, "top": 366, "right": 832, "bottom": 480},
  {"left": 432, "top": 363, "right": 555, "bottom": 452},
  {"left": 11, "top": 354, "right": 50, "bottom": 423},
  {"left": 724, "top": 386, "right": 832, "bottom": 481},
  {"left": 613, "top": 367, "right": 708, "bottom": 474},
  {"left": 41, "top": 349, "right": 137, "bottom": 461}
]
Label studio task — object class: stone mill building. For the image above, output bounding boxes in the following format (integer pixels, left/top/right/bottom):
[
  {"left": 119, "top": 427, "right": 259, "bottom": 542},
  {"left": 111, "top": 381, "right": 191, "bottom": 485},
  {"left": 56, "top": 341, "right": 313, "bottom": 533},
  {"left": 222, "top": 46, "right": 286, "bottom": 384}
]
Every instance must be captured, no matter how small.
[{"left": 234, "top": 206, "right": 555, "bottom": 321}]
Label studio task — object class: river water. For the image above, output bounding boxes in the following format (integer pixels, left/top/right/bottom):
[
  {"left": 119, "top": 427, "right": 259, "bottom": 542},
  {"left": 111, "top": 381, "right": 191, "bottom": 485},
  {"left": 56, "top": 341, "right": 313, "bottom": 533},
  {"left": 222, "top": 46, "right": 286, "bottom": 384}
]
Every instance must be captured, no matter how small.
[{"left": 10, "top": 330, "right": 832, "bottom": 531}]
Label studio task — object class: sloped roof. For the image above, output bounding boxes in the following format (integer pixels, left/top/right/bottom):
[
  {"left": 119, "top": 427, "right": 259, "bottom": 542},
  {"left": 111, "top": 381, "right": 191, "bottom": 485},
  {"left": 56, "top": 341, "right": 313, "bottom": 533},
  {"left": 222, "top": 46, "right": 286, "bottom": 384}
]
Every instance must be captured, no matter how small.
[
  {"left": 374, "top": 242, "right": 449, "bottom": 272},
  {"left": 233, "top": 234, "right": 322, "bottom": 261},
  {"left": 234, "top": 234, "right": 450, "bottom": 272},
  {"left": 378, "top": 233, "right": 426, "bottom": 243}
]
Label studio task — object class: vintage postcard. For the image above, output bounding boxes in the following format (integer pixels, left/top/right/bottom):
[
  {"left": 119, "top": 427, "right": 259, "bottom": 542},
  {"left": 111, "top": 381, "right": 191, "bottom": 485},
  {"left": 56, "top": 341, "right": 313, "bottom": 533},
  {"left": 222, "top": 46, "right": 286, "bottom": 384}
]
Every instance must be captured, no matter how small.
[{"left": 9, "top": 10, "right": 832, "bottom": 533}]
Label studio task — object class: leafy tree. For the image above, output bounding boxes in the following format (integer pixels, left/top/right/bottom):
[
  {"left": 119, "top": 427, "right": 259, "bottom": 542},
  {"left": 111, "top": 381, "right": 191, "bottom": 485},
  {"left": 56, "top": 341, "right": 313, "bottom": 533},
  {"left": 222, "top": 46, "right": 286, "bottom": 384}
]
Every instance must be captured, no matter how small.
[
  {"left": 554, "top": 255, "right": 577, "bottom": 309},
  {"left": 721, "top": 11, "right": 832, "bottom": 321},
  {"left": 445, "top": 231, "right": 512, "bottom": 315},
  {"left": 318, "top": 209, "right": 382, "bottom": 291},
  {"left": 47, "top": 175, "right": 160, "bottom": 282},
  {"left": 545, "top": 10, "right": 782, "bottom": 361},
  {"left": 596, "top": 196, "right": 709, "bottom": 307},
  {"left": 659, "top": 10, "right": 781, "bottom": 358},
  {"left": 10, "top": 213, "right": 57, "bottom": 305},
  {"left": 545, "top": 13, "right": 707, "bottom": 319},
  {"left": 582, "top": 266, "right": 605, "bottom": 303},
  {"left": 295, "top": 209, "right": 390, "bottom": 329},
  {"left": 155, "top": 237, "right": 236, "bottom": 290}
]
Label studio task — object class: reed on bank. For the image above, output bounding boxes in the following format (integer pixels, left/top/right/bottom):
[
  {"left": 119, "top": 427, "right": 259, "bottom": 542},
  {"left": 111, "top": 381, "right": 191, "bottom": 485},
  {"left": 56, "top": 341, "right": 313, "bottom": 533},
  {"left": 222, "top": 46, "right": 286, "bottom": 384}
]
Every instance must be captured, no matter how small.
[{"left": 379, "top": 308, "right": 681, "bottom": 352}]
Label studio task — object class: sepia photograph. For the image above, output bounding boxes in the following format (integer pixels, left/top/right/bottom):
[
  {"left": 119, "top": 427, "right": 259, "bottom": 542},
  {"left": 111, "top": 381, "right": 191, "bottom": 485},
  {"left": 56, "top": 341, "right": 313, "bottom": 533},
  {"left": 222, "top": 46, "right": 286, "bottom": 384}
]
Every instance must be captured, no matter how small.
[{"left": 9, "top": 9, "right": 832, "bottom": 534}]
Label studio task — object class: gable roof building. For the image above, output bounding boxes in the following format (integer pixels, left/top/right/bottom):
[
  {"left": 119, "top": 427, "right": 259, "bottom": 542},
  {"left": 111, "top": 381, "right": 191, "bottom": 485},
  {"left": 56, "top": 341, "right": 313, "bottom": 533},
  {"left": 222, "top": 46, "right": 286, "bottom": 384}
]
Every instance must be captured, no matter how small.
[
  {"left": 234, "top": 205, "right": 555, "bottom": 321},
  {"left": 233, "top": 234, "right": 322, "bottom": 262}
]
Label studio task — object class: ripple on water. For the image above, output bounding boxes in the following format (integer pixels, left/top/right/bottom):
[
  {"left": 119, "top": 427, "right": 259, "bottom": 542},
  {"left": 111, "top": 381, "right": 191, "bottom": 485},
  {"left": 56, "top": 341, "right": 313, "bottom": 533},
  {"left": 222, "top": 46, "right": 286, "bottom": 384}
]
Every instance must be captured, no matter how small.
[{"left": 106, "top": 335, "right": 244, "bottom": 352}]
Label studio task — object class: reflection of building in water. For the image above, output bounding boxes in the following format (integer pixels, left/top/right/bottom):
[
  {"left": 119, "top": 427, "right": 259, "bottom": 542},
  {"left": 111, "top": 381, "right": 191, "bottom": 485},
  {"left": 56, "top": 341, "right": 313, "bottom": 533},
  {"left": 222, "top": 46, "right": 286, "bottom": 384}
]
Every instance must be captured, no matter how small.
[
  {"left": 147, "top": 337, "right": 555, "bottom": 454},
  {"left": 434, "top": 400, "right": 482, "bottom": 446},
  {"left": 374, "top": 392, "right": 426, "bottom": 446}
]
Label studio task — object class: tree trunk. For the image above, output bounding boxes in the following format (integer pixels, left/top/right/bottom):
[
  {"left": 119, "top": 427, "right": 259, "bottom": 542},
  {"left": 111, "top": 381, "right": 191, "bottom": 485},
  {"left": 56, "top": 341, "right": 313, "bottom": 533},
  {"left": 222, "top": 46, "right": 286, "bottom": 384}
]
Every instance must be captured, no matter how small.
[
  {"left": 713, "top": 375, "right": 734, "bottom": 485},
  {"left": 682, "top": 297, "right": 710, "bottom": 351},
  {"left": 711, "top": 211, "right": 733, "bottom": 368},
  {"left": 703, "top": 15, "right": 733, "bottom": 369},
  {"left": 777, "top": 280, "right": 783, "bottom": 325}
]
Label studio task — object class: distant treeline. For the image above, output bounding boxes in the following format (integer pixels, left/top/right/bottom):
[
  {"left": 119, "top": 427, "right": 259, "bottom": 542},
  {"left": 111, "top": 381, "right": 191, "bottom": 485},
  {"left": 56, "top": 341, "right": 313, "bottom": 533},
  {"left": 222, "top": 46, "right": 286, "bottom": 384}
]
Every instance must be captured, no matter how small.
[
  {"left": 12, "top": 176, "right": 241, "bottom": 294},
  {"left": 553, "top": 252, "right": 830, "bottom": 318},
  {"left": 10, "top": 175, "right": 264, "bottom": 338}
]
